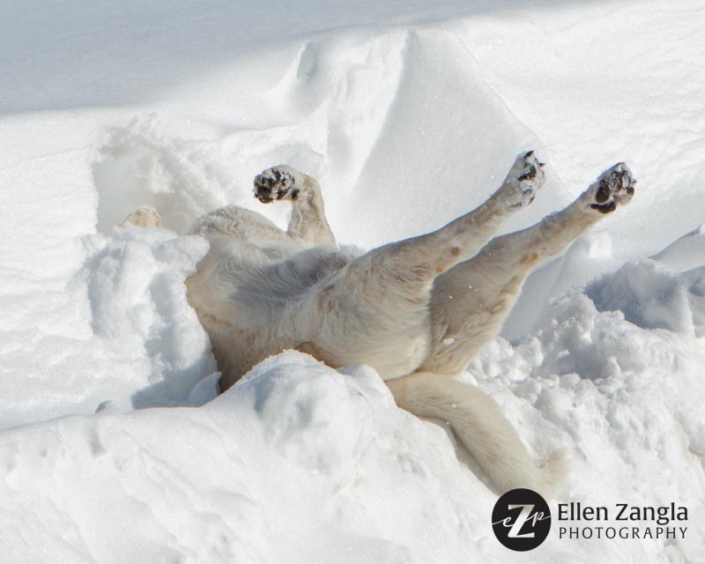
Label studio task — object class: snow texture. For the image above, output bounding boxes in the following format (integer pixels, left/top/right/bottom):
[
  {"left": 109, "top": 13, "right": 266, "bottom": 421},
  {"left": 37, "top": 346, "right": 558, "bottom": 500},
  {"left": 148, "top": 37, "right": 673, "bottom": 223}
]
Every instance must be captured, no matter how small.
[{"left": 1, "top": 0, "right": 705, "bottom": 562}]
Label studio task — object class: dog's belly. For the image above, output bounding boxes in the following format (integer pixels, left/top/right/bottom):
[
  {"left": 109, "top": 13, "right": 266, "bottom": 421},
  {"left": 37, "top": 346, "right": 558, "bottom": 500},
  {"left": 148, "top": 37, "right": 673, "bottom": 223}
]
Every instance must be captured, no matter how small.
[
  {"left": 309, "top": 313, "right": 432, "bottom": 381},
  {"left": 189, "top": 235, "right": 435, "bottom": 384},
  {"left": 358, "top": 332, "right": 431, "bottom": 380}
]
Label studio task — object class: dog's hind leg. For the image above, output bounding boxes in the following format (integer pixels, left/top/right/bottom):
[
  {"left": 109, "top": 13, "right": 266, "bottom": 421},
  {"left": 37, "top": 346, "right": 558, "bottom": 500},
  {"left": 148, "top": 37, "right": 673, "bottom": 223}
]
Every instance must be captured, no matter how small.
[
  {"left": 333, "top": 150, "right": 545, "bottom": 292},
  {"left": 253, "top": 165, "right": 337, "bottom": 247},
  {"left": 423, "top": 162, "right": 636, "bottom": 375},
  {"left": 386, "top": 164, "right": 634, "bottom": 495},
  {"left": 303, "top": 151, "right": 545, "bottom": 373}
]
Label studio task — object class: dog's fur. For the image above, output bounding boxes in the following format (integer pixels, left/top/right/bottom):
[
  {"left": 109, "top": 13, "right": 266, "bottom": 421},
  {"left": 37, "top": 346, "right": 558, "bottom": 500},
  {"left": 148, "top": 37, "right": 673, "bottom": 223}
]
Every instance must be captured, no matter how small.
[{"left": 125, "top": 151, "right": 635, "bottom": 495}]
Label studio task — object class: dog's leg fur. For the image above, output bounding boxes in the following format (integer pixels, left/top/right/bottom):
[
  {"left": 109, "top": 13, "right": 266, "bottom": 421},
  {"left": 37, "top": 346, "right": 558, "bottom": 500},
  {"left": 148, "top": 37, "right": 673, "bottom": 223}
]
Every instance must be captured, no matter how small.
[
  {"left": 424, "top": 162, "right": 635, "bottom": 375},
  {"left": 385, "top": 163, "right": 635, "bottom": 495},
  {"left": 253, "top": 165, "right": 336, "bottom": 247},
  {"left": 369, "top": 151, "right": 544, "bottom": 280},
  {"left": 324, "top": 151, "right": 544, "bottom": 294}
]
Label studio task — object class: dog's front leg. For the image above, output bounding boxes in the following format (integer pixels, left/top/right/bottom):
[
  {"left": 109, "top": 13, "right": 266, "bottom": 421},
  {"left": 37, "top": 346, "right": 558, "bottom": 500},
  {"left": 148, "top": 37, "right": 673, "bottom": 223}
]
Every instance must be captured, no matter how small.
[{"left": 254, "top": 165, "right": 336, "bottom": 247}]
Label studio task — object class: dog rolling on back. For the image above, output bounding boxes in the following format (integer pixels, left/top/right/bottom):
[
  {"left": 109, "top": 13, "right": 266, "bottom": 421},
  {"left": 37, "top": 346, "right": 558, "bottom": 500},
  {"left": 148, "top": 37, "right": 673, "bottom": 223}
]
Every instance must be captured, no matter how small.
[{"left": 125, "top": 152, "right": 635, "bottom": 495}]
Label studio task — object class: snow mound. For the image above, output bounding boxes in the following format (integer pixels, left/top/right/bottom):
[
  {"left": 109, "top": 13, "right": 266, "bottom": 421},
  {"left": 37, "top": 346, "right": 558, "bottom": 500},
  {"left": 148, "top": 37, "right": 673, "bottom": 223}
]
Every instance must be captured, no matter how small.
[
  {"left": 588, "top": 259, "right": 705, "bottom": 338},
  {"left": 652, "top": 224, "right": 705, "bottom": 272},
  {"left": 93, "top": 117, "right": 238, "bottom": 234},
  {"left": 237, "top": 352, "right": 385, "bottom": 472},
  {"left": 585, "top": 231, "right": 705, "bottom": 339},
  {"left": 80, "top": 226, "right": 217, "bottom": 408},
  {"left": 0, "top": 352, "right": 492, "bottom": 563},
  {"left": 92, "top": 27, "right": 566, "bottom": 249},
  {"left": 469, "top": 271, "right": 705, "bottom": 561}
]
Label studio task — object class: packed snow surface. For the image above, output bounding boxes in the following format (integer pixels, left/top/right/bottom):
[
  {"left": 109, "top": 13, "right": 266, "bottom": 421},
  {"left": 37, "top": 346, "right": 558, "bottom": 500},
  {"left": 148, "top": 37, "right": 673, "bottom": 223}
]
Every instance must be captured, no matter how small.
[{"left": 1, "top": 0, "right": 705, "bottom": 562}]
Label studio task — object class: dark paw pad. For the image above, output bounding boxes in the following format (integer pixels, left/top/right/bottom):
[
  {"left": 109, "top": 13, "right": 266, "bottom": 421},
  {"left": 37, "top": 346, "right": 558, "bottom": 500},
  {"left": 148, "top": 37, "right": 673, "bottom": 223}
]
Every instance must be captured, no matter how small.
[
  {"left": 589, "top": 163, "right": 635, "bottom": 214},
  {"left": 253, "top": 168, "right": 296, "bottom": 204},
  {"left": 590, "top": 199, "right": 617, "bottom": 214}
]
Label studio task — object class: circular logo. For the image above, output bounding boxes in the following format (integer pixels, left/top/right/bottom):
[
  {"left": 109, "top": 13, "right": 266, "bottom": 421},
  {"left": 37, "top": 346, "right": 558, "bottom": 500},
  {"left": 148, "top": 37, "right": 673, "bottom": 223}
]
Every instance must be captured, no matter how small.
[{"left": 492, "top": 488, "right": 551, "bottom": 551}]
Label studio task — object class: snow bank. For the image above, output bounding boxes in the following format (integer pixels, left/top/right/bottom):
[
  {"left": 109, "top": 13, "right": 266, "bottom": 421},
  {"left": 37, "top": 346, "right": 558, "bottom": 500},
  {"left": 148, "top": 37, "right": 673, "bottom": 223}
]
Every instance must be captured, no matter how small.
[
  {"left": 589, "top": 259, "right": 705, "bottom": 338},
  {"left": 0, "top": 353, "right": 488, "bottom": 563},
  {"left": 468, "top": 253, "right": 705, "bottom": 561},
  {"left": 91, "top": 26, "right": 562, "bottom": 249}
]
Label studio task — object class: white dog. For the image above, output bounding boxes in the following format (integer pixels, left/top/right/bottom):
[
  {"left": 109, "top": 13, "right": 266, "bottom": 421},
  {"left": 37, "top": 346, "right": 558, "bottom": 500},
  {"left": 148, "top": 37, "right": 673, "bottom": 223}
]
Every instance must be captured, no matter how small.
[{"left": 126, "top": 151, "right": 634, "bottom": 495}]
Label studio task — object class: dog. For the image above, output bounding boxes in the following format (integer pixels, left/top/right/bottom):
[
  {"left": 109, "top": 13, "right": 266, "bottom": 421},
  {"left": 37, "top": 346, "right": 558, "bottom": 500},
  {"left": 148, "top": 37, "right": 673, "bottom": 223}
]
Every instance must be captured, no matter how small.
[{"left": 124, "top": 151, "right": 635, "bottom": 495}]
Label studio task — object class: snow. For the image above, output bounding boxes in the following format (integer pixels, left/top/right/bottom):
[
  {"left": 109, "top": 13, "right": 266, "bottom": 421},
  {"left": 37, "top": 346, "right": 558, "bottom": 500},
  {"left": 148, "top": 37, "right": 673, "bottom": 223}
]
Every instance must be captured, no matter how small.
[{"left": 1, "top": 0, "right": 705, "bottom": 562}]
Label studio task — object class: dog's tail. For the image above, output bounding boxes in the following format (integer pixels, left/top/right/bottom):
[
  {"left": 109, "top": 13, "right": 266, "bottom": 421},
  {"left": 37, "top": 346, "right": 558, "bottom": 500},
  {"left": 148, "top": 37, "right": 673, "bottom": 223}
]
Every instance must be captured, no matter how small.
[{"left": 386, "top": 372, "right": 566, "bottom": 497}]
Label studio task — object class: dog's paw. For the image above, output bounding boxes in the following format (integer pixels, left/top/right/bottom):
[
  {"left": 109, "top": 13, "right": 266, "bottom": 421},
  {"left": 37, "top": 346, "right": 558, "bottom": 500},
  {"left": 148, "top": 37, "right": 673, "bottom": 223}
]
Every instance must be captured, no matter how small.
[
  {"left": 501, "top": 150, "right": 546, "bottom": 209},
  {"left": 586, "top": 163, "right": 635, "bottom": 214},
  {"left": 118, "top": 206, "right": 163, "bottom": 228},
  {"left": 254, "top": 165, "right": 300, "bottom": 204}
]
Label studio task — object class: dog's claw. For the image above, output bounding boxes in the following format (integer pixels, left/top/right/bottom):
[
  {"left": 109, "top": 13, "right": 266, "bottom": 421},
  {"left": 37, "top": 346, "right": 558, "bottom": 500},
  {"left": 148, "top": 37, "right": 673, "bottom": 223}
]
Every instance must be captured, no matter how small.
[{"left": 502, "top": 150, "right": 546, "bottom": 209}]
